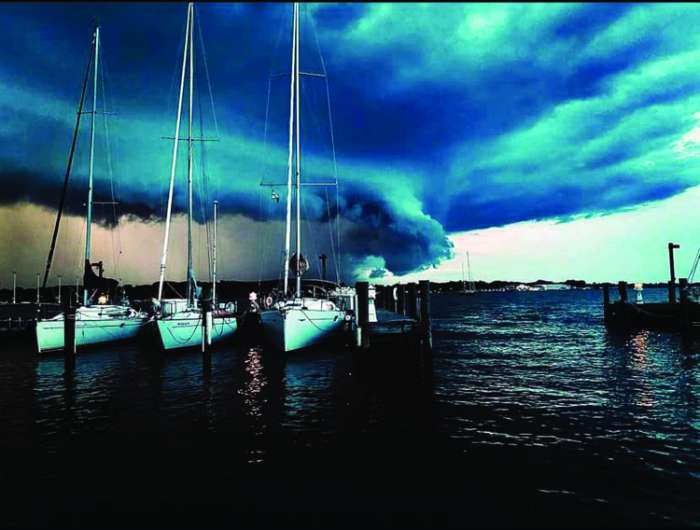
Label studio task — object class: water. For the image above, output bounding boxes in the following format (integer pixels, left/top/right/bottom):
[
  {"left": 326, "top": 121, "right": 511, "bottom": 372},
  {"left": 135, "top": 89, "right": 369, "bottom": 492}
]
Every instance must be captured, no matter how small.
[{"left": 1, "top": 289, "right": 699, "bottom": 528}]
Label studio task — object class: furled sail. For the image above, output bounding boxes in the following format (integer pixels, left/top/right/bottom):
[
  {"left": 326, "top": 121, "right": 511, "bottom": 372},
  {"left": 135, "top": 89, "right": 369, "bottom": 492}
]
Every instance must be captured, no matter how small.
[{"left": 83, "top": 259, "right": 119, "bottom": 302}]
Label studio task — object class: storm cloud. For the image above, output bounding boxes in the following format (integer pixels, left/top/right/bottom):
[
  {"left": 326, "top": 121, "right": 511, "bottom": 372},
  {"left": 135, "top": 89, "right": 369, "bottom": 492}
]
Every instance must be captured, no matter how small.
[{"left": 2, "top": 3, "right": 700, "bottom": 283}]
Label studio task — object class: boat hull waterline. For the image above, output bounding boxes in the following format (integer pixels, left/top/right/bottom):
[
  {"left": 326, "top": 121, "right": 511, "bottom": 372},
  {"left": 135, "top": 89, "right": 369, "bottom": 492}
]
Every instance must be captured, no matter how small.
[
  {"left": 156, "top": 312, "right": 237, "bottom": 350},
  {"left": 35, "top": 306, "right": 149, "bottom": 353},
  {"left": 261, "top": 306, "right": 346, "bottom": 353}
]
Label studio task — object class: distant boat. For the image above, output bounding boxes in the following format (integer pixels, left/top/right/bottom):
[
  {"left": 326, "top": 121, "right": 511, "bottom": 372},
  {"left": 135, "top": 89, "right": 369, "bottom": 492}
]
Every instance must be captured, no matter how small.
[
  {"left": 35, "top": 25, "right": 149, "bottom": 353},
  {"left": 153, "top": 3, "right": 236, "bottom": 350},
  {"left": 461, "top": 251, "right": 477, "bottom": 295},
  {"left": 259, "top": 3, "right": 351, "bottom": 353}
]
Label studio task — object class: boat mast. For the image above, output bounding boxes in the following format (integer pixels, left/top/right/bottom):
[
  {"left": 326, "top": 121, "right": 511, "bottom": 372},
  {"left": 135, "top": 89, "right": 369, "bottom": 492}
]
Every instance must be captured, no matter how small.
[
  {"left": 294, "top": 2, "right": 302, "bottom": 298},
  {"left": 187, "top": 3, "right": 195, "bottom": 308},
  {"left": 283, "top": 2, "right": 298, "bottom": 296},
  {"left": 157, "top": 3, "right": 192, "bottom": 303},
  {"left": 466, "top": 251, "right": 474, "bottom": 291},
  {"left": 83, "top": 25, "right": 100, "bottom": 306},
  {"left": 212, "top": 200, "right": 218, "bottom": 307},
  {"left": 42, "top": 29, "right": 95, "bottom": 290}
]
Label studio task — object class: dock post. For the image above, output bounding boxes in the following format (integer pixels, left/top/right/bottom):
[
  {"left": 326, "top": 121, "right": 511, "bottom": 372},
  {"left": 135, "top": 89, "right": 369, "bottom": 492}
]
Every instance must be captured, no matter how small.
[
  {"left": 603, "top": 284, "right": 611, "bottom": 325},
  {"left": 201, "top": 288, "right": 213, "bottom": 369},
  {"left": 668, "top": 242, "right": 680, "bottom": 304},
  {"left": 12, "top": 271, "right": 16, "bottom": 304},
  {"left": 407, "top": 283, "right": 418, "bottom": 319},
  {"left": 356, "top": 281, "right": 370, "bottom": 348},
  {"left": 397, "top": 284, "right": 406, "bottom": 316},
  {"left": 63, "top": 298, "right": 76, "bottom": 372},
  {"left": 618, "top": 281, "right": 628, "bottom": 303},
  {"left": 419, "top": 280, "right": 432, "bottom": 352},
  {"left": 679, "top": 278, "right": 689, "bottom": 330},
  {"left": 383, "top": 285, "right": 391, "bottom": 310}
]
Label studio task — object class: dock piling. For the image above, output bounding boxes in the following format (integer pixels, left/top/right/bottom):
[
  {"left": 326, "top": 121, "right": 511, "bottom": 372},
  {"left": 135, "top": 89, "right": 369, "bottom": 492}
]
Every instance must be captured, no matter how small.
[
  {"left": 201, "top": 288, "right": 213, "bottom": 364},
  {"left": 419, "top": 280, "right": 432, "bottom": 352},
  {"left": 679, "top": 277, "right": 689, "bottom": 329},
  {"left": 407, "top": 283, "right": 418, "bottom": 319},
  {"left": 668, "top": 242, "right": 680, "bottom": 304},
  {"left": 63, "top": 298, "right": 76, "bottom": 372},
  {"left": 397, "top": 284, "right": 406, "bottom": 316},
  {"left": 603, "top": 284, "right": 611, "bottom": 325},
  {"left": 356, "top": 281, "right": 370, "bottom": 348},
  {"left": 618, "top": 281, "right": 628, "bottom": 303}
]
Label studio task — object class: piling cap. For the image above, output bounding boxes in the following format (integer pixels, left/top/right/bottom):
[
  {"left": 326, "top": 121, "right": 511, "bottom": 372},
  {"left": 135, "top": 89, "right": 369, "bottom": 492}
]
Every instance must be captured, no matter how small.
[
  {"left": 249, "top": 292, "right": 257, "bottom": 301},
  {"left": 634, "top": 283, "right": 643, "bottom": 290}
]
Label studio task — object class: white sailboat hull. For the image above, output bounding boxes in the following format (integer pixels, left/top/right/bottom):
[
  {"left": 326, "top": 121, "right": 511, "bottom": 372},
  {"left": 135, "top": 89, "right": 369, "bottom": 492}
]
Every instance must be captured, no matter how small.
[
  {"left": 260, "top": 304, "right": 346, "bottom": 353},
  {"left": 155, "top": 312, "right": 237, "bottom": 351},
  {"left": 35, "top": 306, "right": 148, "bottom": 353}
]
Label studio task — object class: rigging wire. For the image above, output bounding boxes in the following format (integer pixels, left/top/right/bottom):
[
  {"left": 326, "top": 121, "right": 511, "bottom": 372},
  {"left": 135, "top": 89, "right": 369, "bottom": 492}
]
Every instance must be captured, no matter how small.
[
  {"left": 308, "top": 6, "right": 342, "bottom": 283},
  {"left": 195, "top": 56, "right": 213, "bottom": 281},
  {"left": 99, "top": 49, "right": 123, "bottom": 277},
  {"left": 196, "top": 9, "right": 220, "bottom": 283},
  {"left": 161, "top": 16, "right": 188, "bottom": 222},
  {"left": 257, "top": 6, "right": 288, "bottom": 286}
]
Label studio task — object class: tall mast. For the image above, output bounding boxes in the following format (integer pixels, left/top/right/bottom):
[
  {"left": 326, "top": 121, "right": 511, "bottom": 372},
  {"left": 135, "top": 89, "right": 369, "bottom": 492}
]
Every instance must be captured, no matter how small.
[
  {"left": 283, "top": 3, "right": 298, "bottom": 296},
  {"left": 294, "top": 2, "right": 302, "bottom": 298},
  {"left": 467, "top": 251, "right": 473, "bottom": 290},
  {"left": 187, "top": 2, "right": 195, "bottom": 308},
  {"left": 83, "top": 25, "right": 99, "bottom": 306},
  {"left": 157, "top": 3, "right": 192, "bottom": 303},
  {"left": 212, "top": 200, "right": 218, "bottom": 307},
  {"left": 42, "top": 29, "right": 95, "bottom": 289}
]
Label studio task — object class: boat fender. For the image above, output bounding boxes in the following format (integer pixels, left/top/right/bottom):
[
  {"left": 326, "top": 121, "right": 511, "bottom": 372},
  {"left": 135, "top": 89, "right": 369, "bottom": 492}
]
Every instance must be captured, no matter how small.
[
  {"left": 265, "top": 296, "right": 274, "bottom": 309},
  {"left": 225, "top": 301, "right": 235, "bottom": 313}
]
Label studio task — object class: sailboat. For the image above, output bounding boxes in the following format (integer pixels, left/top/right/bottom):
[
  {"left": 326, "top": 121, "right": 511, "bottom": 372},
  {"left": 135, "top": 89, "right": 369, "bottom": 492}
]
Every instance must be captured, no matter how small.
[
  {"left": 35, "top": 25, "right": 149, "bottom": 353},
  {"left": 153, "top": 3, "right": 237, "bottom": 351},
  {"left": 259, "top": 3, "right": 351, "bottom": 353},
  {"left": 461, "top": 251, "right": 477, "bottom": 295}
]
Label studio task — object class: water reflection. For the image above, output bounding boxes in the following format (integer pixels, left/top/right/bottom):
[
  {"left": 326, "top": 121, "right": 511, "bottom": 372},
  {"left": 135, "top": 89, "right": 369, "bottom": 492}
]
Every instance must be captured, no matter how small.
[{"left": 3, "top": 289, "right": 699, "bottom": 525}]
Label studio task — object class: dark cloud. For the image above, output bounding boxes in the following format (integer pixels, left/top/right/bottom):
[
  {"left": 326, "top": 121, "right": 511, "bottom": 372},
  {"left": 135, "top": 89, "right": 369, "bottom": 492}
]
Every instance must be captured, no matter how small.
[{"left": 3, "top": 3, "right": 700, "bottom": 281}]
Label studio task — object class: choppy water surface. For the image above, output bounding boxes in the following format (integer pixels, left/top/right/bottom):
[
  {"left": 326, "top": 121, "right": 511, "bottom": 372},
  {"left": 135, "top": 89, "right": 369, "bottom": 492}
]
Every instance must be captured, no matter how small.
[{"left": 1, "top": 289, "right": 699, "bottom": 528}]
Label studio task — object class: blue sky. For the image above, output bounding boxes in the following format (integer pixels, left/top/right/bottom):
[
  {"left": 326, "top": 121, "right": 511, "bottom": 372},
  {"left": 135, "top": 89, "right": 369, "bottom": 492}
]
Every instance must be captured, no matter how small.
[{"left": 2, "top": 3, "right": 700, "bottom": 286}]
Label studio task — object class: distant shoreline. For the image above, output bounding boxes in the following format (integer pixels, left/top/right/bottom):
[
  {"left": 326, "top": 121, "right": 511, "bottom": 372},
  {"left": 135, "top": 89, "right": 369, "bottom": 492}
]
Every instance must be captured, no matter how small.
[{"left": 0, "top": 278, "right": 677, "bottom": 304}]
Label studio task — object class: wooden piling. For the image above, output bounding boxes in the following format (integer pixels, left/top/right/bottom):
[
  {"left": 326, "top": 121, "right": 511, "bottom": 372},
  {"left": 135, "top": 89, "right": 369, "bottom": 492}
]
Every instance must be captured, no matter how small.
[
  {"left": 383, "top": 285, "right": 392, "bottom": 310},
  {"left": 63, "top": 298, "right": 75, "bottom": 372},
  {"left": 618, "top": 281, "right": 628, "bottom": 303},
  {"left": 603, "top": 284, "right": 611, "bottom": 325},
  {"left": 407, "top": 283, "right": 418, "bottom": 319},
  {"left": 679, "top": 278, "right": 689, "bottom": 329},
  {"left": 201, "top": 288, "right": 213, "bottom": 364},
  {"left": 397, "top": 284, "right": 406, "bottom": 316},
  {"left": 668, "top": 242, "right": 679, "bottom": 304},
  {"left": 356, "top": 281, "right": 370, "bottom": 348},
  {"left": 419, "top": 280, "right": 432, "bottom": 352}
]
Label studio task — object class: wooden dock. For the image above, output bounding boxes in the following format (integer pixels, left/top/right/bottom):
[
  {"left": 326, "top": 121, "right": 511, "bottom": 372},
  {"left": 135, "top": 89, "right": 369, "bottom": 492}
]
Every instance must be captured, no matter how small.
[
  {"left": 603, "top": 243, "right": 700, "bottom": 333},
  {"left": 354, "top": 281, "right": 432, "bottom": 357}
]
